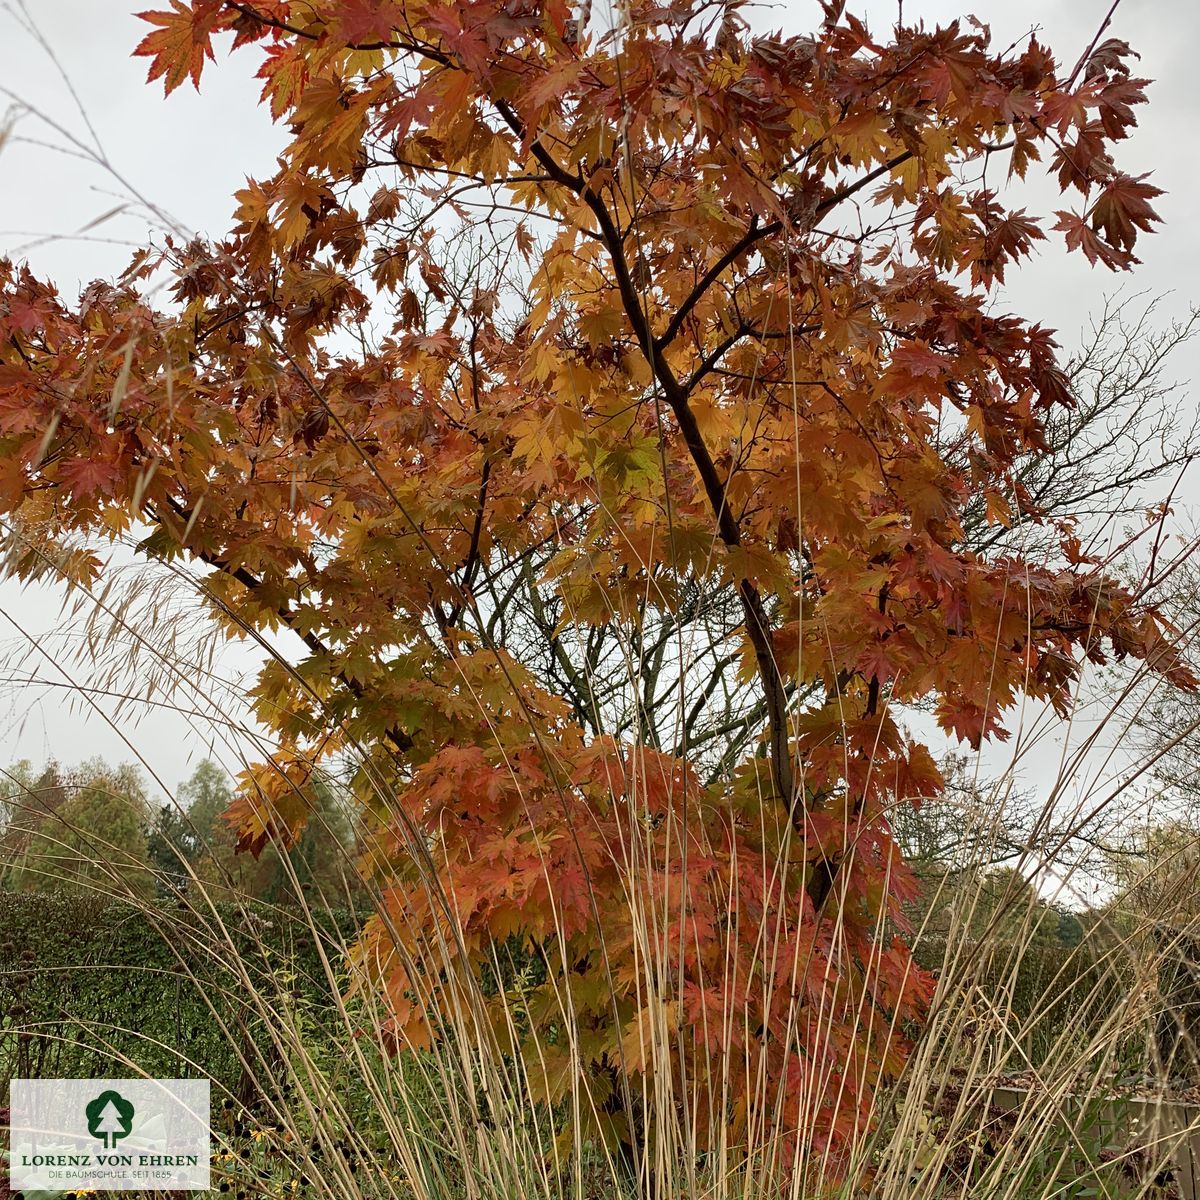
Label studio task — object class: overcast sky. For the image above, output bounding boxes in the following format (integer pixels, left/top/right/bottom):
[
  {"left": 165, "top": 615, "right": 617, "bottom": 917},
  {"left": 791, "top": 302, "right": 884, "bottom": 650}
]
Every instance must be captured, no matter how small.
[{"left": 0, "top": 0, "right": 1197, "bottom": 818}]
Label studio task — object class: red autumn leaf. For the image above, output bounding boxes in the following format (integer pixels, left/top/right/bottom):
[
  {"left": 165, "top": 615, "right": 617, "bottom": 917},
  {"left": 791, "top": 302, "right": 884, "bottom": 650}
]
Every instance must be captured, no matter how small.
[
  {"left": 134, "top": 0, "right": 224, "bottom": 94},
  {"left": 3, "top": 294, "right": 55, "bottom": 334},
  {"left": 334, "top": 0, "right": 403, "bottom": 45},
  {"left": 889, "top": 340, "right": 947, "bottom": 379},
  {"left": 1089, "top": 171, "right": 1163, "bottom": 253},
  {"left": 55, "top": 456, "right": 121, "bottom": 500},
  {"left": 1054, "top": 209, "right": 1130, "bottom": 270}
]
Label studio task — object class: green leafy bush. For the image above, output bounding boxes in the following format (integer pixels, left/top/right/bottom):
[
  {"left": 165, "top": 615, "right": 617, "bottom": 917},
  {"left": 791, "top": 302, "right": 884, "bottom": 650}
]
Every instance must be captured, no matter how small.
[{"left": 0, "top": 893, "right": 358, "bottom": 1091}]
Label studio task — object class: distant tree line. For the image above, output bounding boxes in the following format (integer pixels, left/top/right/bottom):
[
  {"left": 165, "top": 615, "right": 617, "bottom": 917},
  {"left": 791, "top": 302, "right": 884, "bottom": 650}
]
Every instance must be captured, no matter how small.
[{"left": 0, "top": 757, "right": 362, "bottom": 907}]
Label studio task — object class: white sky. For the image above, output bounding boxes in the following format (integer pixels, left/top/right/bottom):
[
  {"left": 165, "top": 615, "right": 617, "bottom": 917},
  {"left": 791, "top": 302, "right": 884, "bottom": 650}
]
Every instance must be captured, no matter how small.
[{"left": 0, "top": 0, "right": 1197, "bottom": 820}]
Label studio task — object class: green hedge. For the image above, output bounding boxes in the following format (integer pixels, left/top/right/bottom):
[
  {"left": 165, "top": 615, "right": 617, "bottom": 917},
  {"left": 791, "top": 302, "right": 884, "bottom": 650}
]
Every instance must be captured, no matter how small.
[
  {"left": 0, "top": 891, "right": 1144, "bottom": 1095},
  {"left": 0, "top": 892, "right": 360, "bottom": 1093},
  {"left": 911, "top": 927, "right": 1139, "bottom": 1066}
]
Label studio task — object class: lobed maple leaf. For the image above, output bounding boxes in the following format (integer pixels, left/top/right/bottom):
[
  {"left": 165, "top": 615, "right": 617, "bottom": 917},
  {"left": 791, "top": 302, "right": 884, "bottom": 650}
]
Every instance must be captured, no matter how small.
[
  {"left": 1089, "top": 171, "right": 1164, "bottom": 254},
  {"left": 134, "top": 0, "right": 224, "bottom": 94}
]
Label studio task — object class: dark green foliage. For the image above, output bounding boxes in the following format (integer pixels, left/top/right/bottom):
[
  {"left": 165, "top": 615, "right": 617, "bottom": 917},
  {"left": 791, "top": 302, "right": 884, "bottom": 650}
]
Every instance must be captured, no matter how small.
[
  {"left": 147, "top": 760, "right": 232, "bottom": 892},
  {"left": 0, "top": 892, "right": 359, "bottom": 1091},
  {"left": 1152, "top": 924, "right": 1200, "bottom": 1082},
  {"left": 911, "top": 924, "right": 1136, "bottom": 1068},
  {"left": 149, "top": 761, "right": 363, "bottom": 907}
]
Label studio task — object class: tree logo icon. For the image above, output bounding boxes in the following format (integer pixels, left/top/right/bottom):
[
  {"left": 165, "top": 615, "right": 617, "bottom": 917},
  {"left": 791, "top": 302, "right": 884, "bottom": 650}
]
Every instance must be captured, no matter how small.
[{"left": 85, "top": 1089, "right": 135, "bottom": 1149}]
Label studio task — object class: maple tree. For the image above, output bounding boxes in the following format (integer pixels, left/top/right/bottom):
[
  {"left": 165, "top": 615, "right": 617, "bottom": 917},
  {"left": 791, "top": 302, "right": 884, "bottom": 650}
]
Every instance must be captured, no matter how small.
[{"left": 0, "top": 0, "right": 1191, "bottom": 1175}]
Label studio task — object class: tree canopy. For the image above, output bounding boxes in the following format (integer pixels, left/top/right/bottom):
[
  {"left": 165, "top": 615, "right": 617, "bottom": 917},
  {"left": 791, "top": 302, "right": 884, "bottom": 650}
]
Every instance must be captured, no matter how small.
[
  {"left": 0, "top": 0, "right": 1190, "bottom": 1170},
  {"left": 1, "top": 759, "right": 155, "bottom": 898}
]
